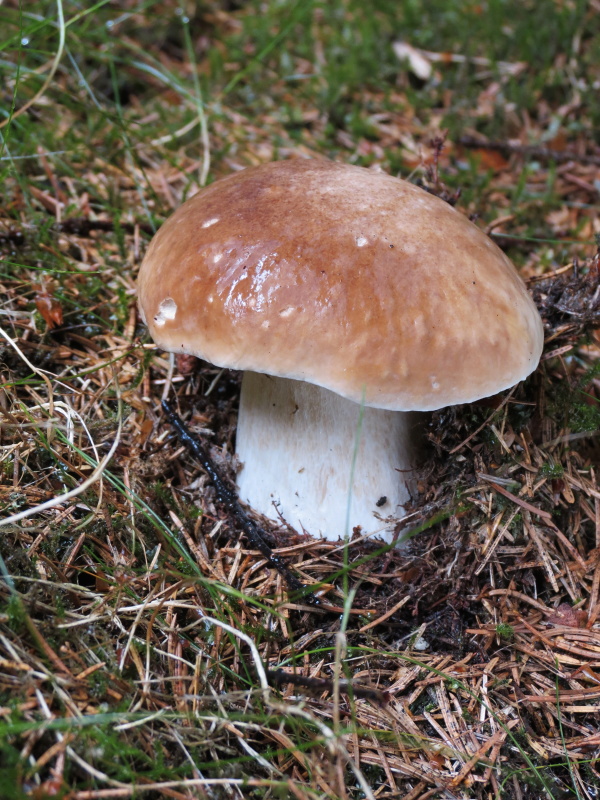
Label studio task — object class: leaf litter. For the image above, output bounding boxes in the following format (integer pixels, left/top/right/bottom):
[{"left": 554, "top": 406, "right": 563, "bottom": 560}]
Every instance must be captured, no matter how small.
[{"left": 1, "top": 2, "right": 600, "bottom": 797}]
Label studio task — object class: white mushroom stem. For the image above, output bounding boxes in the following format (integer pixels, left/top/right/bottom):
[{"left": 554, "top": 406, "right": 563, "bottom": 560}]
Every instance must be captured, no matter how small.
[{"left": 235, "top": 372, "right": 418, "bottom": 542}]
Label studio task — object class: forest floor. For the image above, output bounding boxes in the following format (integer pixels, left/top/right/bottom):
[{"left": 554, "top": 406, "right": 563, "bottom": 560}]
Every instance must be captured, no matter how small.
[{"left": 1, "top": 1, "right": 600, "bottom": 798}]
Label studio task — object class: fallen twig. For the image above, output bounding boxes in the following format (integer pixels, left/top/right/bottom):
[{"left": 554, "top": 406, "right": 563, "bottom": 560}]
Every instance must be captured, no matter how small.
[
  {"left": 161, "top": 399, "right": 320, "bottom": 605},
  {"left": 459, "top": 135, "right": 600, "bottom": 166},
  {"left": 267, "top": 668, "right": 390, "bottom": 705}
]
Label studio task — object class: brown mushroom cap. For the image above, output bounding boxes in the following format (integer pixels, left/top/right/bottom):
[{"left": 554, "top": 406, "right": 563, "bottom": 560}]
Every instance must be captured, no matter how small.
[{"left": 137, "top": 159, "right": 543, "bottom": 411}]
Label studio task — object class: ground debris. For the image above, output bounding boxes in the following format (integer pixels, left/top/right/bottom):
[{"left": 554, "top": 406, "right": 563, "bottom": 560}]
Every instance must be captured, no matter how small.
[
  {"left": 2, "top": 1, "right": 600, "bottom": 795},
  {"left": 533, "top": 253, "right": 600, "bottom": 339}
]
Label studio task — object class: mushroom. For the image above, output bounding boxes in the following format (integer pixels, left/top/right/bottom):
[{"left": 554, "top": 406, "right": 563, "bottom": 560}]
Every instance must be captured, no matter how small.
[{"left": 137, "top": 159, "right": 543, "bottom": 542}]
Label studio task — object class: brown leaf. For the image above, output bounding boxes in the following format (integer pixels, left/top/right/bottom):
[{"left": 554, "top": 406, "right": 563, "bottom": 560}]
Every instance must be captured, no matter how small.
[
  {"left": 32, "top": 778, "right": 64, "bottom": 798},
  {"left": 546, "top": 603, "right": 587, "bottom": 628},
  {"left": 470, "top": 148, "right": 510, "bottom": 171},
  {"left": 429, "top": 752, "right": 446, "bottom": 768},
  {"left": 176, "top": 353, "right": 199, "bottom": 375},
  {"left": 35, "top": 289, "right": 63, "bottom": 329}
]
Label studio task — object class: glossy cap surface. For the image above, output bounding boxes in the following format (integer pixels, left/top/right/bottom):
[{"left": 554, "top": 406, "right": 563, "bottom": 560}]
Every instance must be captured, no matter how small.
[{"left": 137, "top": 159, "right": 543, "bottom": 410}]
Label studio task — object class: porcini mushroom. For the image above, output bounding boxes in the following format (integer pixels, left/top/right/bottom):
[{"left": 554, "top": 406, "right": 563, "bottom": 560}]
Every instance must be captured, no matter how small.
[{"left": 137, "top": 159, "right": 543, "bottom": 542}]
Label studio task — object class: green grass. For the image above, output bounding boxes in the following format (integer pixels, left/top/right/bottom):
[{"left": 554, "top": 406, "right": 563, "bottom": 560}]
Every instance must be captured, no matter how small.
[{"left": 1, "top": 0, "right": 597, "bottom": 270}]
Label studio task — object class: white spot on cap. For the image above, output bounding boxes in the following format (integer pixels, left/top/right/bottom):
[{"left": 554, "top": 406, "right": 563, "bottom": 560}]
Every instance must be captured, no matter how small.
[
  {"left": 356, "top": 236, "right": 368, "bottom": 247},
  {"left": 279, "top": 307, "right": 295, "bottom": 317},
  {"left": 431, "top": 377, "right": 440, "bottom": 390},
  {"left": 154, "top": 297, "right": 177, "bottom": 327},
  {"left": 413, "top": 314, "right": 425, "bottom": 336},
  {"left": 202, "top": 218, "right": 219, "bottom": 228},
  {"left": 213, "top": 252, "right": 223, "bottom": 264}
]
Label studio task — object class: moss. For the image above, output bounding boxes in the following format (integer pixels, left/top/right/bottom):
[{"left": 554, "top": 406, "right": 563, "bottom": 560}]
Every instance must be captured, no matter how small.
[{"left": 496, "top": 623, "right": 515, "bottom": 641}]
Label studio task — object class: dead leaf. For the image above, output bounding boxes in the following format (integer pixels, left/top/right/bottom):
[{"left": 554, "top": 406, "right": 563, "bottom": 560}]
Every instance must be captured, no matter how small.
[
  {"left": 176, "top": 353, "right": 199, "bottom": 375},
  {"left": 35, "top": 288, "right": 63, "bottom": 329},
  {"left": 468, "top": 148, "right": 510, "bottom": 171},
  {"left": 546, "top": 603, "right": 587, "bottom": 628}
]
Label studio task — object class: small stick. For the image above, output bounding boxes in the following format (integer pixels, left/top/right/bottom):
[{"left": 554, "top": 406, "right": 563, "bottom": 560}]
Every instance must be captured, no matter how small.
[
  {"left": 161, "top": 399, "right": 320, "bottom": 605},
  {"left": 266, "top": 669, "right": 390, "bottom": 705},
  {"left": 459, "top": 135, "right": 600, "bottom": 167},
  {"left": 54, "top": 217, "right": 154, "bottom": 236}
]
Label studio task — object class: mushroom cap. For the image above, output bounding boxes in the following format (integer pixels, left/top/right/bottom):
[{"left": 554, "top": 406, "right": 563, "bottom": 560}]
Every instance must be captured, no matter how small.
[{"left": 137, "top": 159, "right": 543, "bottom": 411}]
